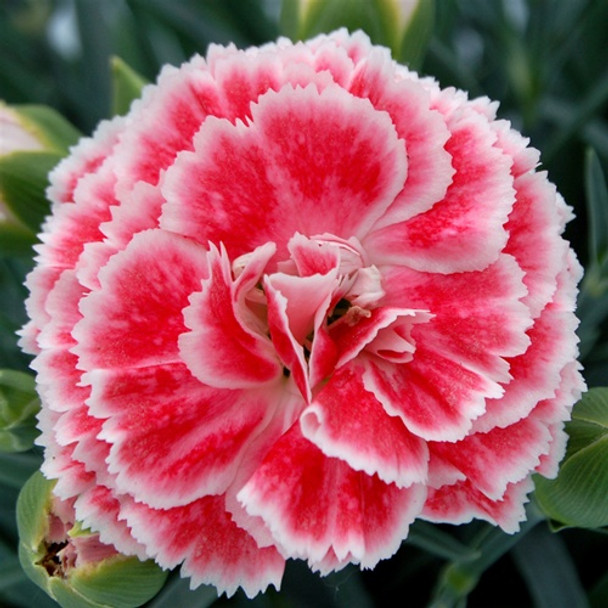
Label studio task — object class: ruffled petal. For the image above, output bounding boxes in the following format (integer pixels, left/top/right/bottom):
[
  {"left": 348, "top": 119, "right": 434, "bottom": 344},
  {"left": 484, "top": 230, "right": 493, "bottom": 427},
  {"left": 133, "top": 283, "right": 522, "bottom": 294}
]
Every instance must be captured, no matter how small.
[
  {"left": 86, "top": 363, "right": 281, "bottom": 509},
  {"left": 73, "top": 229, "right": 208, "bottom": 371},
  {"left": 114, "top": 57, "right": 224, "bottom": 192},
  {"left": 348, "top": 49, "right": 454, "bottom": 227},
  {"left": 300, "top": 365, "right": 429, "bottom": 487},
  {"left": 363, "top": 346, "right": 503, "bottom": 442},
  {"left": 120, "top": 495, "right": 285, "bottom": 598},
  {"left": 366, "top": 107, "right": 515, "bottom": 273},
  {"left": 422, "top": 477, "right": 534, "bottom": 534},
  {"left": 161, "top": 83, "right": 407, "bottom": 260},
  {"left": 238, "top": 426, "right": 426, "bottom": 569},
  {"left": 381, "top": 255, "right": 532, "bottom": 385}
]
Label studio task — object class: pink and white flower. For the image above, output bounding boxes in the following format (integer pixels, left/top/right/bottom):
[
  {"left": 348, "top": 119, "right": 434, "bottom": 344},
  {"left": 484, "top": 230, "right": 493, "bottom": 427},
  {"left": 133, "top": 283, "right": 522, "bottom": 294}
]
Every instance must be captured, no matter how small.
[{"left": 21, "top": 29, "right": 585, "bottom": 597}]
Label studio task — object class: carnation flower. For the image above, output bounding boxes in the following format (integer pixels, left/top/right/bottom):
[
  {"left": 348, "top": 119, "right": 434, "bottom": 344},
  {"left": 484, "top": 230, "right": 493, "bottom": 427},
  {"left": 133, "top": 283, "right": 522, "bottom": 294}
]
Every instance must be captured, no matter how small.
[{"left": 21, "top": 29, "right": 585, "bottom": 598}]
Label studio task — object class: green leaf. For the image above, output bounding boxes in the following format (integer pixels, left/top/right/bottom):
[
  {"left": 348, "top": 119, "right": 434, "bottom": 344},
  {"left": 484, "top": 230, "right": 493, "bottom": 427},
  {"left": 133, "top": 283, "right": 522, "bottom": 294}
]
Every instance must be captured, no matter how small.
[
  {"left": 13, "top": 105, "right": 81, "bottom": 154},
  {"left": 68, "top": 556, "right": 168, "bottom": 608},
  {"left": 0, "top": 222, "right": 37, "bottom": 257},
  {"left": 590, "top": 568, "right": 608, "bottom": 608},
  {"left": 110, "top": 56, "right": 148, "bottom": 117},
  {"left": 511, "top": 524, "right": 588, "bottom": 608},
  {"left": 429, "top": 505, "right": 545, "bottom": 607},
  {"left": 585, "top": 149, "right": 608, "bottom": 269},
  {"left": 535, "top": 388, "right": 608, "bottom": 528},
  {"left": 0, "top": 150, "right": 62, "bottom": 232},
  {"left": 0, "top": 369, "right": 40, "bottom": 452}
]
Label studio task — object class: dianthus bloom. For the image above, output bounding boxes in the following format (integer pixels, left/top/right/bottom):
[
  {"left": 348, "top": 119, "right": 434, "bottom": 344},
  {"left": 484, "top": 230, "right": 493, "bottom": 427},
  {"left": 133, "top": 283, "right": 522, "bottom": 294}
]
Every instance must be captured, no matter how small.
[{"left": 21, "top": 30, "right": 585, "bottom": 597}]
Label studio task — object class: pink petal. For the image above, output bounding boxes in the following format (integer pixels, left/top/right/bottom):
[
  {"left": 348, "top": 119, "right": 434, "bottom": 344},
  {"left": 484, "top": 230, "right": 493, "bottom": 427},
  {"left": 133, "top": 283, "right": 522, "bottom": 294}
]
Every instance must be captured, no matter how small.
[
  {"left": 31, "top": 349, "right": 89, "bottom": 413},
  {"left": 505, "top": 171, "right": 570, "bottom": 318},
  {"left": 327, "top": 306, "right": 430, "bottom": 369},
  {"left": 364, "top": 344, "right": 504, "bottom": 443},
  {"left": 348, "top": 49, "right": 454, "bottom": 227},
  {"left": 422, "top": 477, "right": 534, "bottom": 534},
  {"left": 265, "top": 271, "right": 336, "bottom": 345},
  {"left": 73, "top": 229, "right": 208, "bottom": 371},
  {"left": 264, "top": 276, "right": 311, "bottom": 402},
  {"left": 429, "top": 415, "right": 551, "bottom": 501},
  {"left": 238, "top": 426, "right": 426, "bottom": 569},
  {"left": 533, "top": 360, "right": 586, "bottom": 478},
  {"left": 121, "top": 495, "right": 285, "bottom": 598},
  {"left": 46, "top": 116, "right": 124, "bottom": 206},
  {"left": 114, "top": 57, "right": 224, "bottom": 192},
  {"left": 180, "top": 244, "right": 282, "bottom": 389},
  {"left": 36, "top": 270, "right": 84, "bottom": 350},
  {"left": 86, "top": 363, "right": 281, "bottom": 509},
  {"left": 39, "top": 160, "right": 119, "bottom": 270},
  {"left": 73, "top": 484, "right": 148, "bottom": 559},
  {"left": 366, "top": 108, "right": 515, "bottom": 273},
  {"left": 161, "top": 83, "right": 407, "bottom": 259},
  {"left": 474, "top": 256, "right": 583, "bottom": 432},
  {"left": 381, "top": 255, "right": 532, "bottom": 385},
  {"left": 473, "top": 304, "right": 581, "bottom": 432},
  {"left": 300, "top": 365, "right": 429, "bottom": 487},
  {"left": 286, "top": 232, "right": 341, "bottom": 278}
]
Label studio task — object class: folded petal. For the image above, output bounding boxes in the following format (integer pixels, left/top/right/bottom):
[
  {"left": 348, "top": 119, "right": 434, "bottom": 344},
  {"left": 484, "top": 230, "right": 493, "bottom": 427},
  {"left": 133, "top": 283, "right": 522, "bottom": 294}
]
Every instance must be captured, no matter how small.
[{"left": 180, "top": 244, "right": 281, "bottom": 389}]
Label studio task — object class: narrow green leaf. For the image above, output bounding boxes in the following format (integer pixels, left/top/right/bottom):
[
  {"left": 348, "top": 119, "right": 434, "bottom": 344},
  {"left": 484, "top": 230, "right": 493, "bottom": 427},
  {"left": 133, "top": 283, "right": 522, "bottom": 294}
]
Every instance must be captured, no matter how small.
[
  {"left": 0, "top": 557, "right": 28, "bottom": 590},
  {"left": 535, "top": 387, "right": 608, "bottom": 528},
  {"left": 0, "top": 451, "right": 42, "bottom": 489},
  {"left": 585, "top": 149, "right": 608, "bottom": 268},
  {"left": 0, "top": 150, "right": 62, "bottom": 232},
  {"left": 397, "top": 0, "right": 435, "bottom": 69},
  {"left": 429, "top": 506, "right": 544, "bottom": 606},
  {"left": 512, "top": 524, "right": 588, "bottom": 608},
  {"left": 146, "top": 574, "right": 217, "bottom": 608},
  {"left": 111, "top": 56, "right": 148, "bottom": 117},
  {"left": 407, "top": 520, "right": 480, "bottom": 562},
  {"left": 590, "top": 569, "right": 608, "bottom": 608}
]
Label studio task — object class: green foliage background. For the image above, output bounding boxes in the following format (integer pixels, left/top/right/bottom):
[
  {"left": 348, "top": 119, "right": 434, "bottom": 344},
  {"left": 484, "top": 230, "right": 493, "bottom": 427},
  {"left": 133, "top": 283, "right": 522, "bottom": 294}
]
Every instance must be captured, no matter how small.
[{"left": 1, "top": 1, "right": 607, "bottom": 606}]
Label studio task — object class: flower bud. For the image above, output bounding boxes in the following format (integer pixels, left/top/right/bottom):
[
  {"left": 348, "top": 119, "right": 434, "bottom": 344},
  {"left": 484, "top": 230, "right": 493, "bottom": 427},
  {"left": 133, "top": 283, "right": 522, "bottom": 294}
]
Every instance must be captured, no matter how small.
[
  {"left": 17, "top": 472, "right": 168, "bottom": 608},
  {"left": 0, "top": 102, "right": 80, "bottom": 255}
]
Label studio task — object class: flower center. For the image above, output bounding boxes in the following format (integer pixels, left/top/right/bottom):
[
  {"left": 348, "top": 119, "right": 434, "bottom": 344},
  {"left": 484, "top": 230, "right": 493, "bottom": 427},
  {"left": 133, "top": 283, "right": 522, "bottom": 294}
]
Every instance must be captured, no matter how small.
[{"left": 231, "top": 233, "right": 428, "bottom": 401}]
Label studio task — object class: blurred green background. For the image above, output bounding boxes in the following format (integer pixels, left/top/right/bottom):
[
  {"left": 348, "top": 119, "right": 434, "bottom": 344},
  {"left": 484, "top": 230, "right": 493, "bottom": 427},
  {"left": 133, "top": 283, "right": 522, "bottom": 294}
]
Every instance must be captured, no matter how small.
[{"left": 1, "top": 1, "right": 608, "bottom": 607}]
